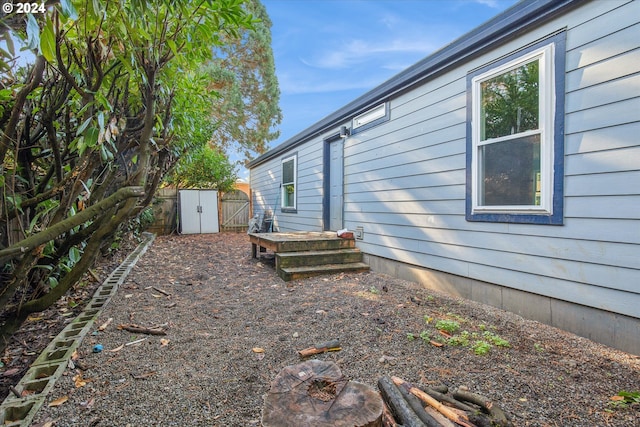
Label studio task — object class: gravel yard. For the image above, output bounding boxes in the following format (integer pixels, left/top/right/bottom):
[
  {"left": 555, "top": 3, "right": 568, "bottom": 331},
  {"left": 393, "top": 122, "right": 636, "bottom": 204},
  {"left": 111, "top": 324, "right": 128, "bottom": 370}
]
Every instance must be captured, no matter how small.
[{"left": 19, "top": 233, "right": 640, "bottom": 426}]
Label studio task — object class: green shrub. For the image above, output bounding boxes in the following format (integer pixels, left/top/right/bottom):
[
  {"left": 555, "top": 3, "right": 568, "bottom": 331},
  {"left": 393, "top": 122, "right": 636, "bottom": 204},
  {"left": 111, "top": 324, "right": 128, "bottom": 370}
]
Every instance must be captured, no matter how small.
[
  {"left": 435, "top": 319, "right": 460, "bottom": 334},
  {"left": 483, "top": 331, "right": 510, "bottom": 348},
  {"left": 472, "top": 341, "right": 492, "bottom": 355}
]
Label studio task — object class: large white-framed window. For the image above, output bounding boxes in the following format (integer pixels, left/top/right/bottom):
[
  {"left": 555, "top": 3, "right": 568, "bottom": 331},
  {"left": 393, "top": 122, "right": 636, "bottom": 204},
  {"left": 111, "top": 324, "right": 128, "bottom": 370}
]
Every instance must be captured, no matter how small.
[
  {"left": 466, "top": 33, "right": 565, "bottom": 225},
  {"left": 281, "top": 154, "right": 297, "bottom": 211}
]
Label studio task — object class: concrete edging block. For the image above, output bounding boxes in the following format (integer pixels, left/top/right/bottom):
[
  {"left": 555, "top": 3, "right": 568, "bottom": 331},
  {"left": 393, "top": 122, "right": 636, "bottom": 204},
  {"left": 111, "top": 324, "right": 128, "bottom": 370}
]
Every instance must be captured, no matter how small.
[{"left": 0, "top": 233, "right": 156, "bottom": 426}]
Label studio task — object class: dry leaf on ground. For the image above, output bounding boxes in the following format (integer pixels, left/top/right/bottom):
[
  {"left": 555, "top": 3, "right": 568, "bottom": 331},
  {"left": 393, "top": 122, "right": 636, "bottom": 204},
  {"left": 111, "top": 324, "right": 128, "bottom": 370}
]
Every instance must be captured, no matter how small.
[{"left": 48, "top": 396, "right": 68, "bottom": 407}]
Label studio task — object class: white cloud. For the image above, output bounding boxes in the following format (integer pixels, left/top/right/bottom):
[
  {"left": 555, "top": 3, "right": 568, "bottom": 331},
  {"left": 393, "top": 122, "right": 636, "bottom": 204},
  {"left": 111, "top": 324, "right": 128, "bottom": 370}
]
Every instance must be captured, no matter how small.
[
  {"left": 278, "top": 71, "right": 383, "bottom": 95},
  {"left": 300, "top": 37, "right": 435, "bottom": 70},
  {"left": 470, "top": 0, "right": 501, "bottom": 8}
]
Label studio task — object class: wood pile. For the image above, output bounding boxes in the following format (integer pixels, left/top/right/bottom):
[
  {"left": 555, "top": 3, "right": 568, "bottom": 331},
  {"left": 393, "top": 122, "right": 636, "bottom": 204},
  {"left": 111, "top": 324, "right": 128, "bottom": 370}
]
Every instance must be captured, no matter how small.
[
  {"left": 262, "top": 359, "right": 512, "bottom": 427},
  {"left": 378, "top": 376, "right": 512, "bottom": 427}
]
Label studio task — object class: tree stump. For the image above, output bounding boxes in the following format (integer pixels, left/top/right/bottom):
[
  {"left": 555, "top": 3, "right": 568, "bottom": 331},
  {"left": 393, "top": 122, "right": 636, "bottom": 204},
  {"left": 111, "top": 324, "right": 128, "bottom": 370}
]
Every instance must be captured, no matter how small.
[{"left": 262, "top": 359, "right": 383, "bottom": 427}]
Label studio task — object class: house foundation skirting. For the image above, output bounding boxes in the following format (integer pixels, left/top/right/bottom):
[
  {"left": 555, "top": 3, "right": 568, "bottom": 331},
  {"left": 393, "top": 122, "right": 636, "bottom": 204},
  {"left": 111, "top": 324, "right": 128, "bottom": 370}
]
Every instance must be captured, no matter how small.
[{"left": 363, "top": 254, "right": 639, "bottom": 356}]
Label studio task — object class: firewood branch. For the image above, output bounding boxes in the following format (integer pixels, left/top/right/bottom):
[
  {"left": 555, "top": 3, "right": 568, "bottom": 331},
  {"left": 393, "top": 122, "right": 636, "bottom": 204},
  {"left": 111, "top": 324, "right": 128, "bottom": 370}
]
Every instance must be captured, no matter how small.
[
  {"left": 391, "top": 376, "right": 477, "bottom": 427},
  {"left": 118, "top": 323, "right": 167, "bottom": 335},
  {"left": 452, "top": 389, "right": 511, "bottom": 427}
]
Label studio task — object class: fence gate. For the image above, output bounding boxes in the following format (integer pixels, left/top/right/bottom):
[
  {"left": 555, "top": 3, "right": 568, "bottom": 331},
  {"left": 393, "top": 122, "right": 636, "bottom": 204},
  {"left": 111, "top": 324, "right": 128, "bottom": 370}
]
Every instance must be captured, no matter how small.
[{"left": 221, "top": 190, "right": 250, "bottom": 232}]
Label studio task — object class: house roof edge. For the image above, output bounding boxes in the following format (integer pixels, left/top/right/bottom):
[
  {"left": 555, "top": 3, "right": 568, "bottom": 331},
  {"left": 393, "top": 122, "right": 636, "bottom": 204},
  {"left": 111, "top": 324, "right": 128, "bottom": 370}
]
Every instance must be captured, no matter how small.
[{"left": 248, "top": 0, "right": 581, "bottom": 169}]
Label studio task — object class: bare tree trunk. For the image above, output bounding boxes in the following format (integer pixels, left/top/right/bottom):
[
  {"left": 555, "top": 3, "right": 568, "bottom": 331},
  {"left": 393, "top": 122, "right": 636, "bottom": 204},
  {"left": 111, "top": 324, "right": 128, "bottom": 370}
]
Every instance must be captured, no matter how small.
[{"left": 0, "top": 186, "right": 144, "bottom": 263}]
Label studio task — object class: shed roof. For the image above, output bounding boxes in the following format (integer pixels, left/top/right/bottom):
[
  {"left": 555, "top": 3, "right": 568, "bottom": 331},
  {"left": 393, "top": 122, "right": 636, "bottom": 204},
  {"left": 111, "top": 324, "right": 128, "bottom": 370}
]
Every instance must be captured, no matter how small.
[{"left": 248, "top": 0, "right": 580, "bottom": 168}]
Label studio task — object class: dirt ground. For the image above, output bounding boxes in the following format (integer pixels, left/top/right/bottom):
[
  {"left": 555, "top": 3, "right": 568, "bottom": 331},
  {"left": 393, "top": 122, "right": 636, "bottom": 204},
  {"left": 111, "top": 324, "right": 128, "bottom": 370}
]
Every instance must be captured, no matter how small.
[{"left": 3, "top": 233, "right": 639, "bottom": 426}]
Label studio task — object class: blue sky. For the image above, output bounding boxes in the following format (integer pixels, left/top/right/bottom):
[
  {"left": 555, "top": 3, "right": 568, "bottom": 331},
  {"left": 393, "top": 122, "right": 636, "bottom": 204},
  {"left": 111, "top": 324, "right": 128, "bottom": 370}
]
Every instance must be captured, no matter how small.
[{"left": 259, "top": 0, "right": 519, "bottom": 155}]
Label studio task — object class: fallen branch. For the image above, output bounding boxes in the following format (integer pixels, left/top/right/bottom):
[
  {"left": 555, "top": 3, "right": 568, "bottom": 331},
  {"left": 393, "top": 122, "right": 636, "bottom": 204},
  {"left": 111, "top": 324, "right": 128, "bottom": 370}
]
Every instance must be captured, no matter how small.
[
  {"left": 396, "top": 379, "right": 442, "bottom": 427},
  {"left": 391, "top": 376, "right": 477, "bottom": 427},
  {"left": 9, "top": 385, "right": 22, "bottom": 398},
  {"left": 118, "top": 323, "right": 166, "bottom": 335},
  {"left": 298, "top": 339, "right": 341, "bottom": 357},
  {"left": 88, "top": 269, "right": 101, "bottom": 282},
  {"left": 452, "top": 388, "right": 511, "bottom": 427},
  {"left": 416, "top": 385, "right": 477, "bottom": 413},
  {"left": 423, "top": 407, "right": 456, "bottom": 427},
  {"left": 132, "top": 371, "right": 156, "bottom": 380},
  {"left": 152, "top": 286, "right": 171, "bottom": 296}
]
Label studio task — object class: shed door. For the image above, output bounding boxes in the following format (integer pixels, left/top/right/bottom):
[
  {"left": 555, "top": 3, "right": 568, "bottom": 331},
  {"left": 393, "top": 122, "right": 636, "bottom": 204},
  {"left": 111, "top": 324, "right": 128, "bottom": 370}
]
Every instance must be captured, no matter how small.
[
  {"left": 329, "top": 138, "right": 344, "bottom": 231},
  {"left": 179, "top": 190, "right": 219, "bottom": 234},
  {"left": 179, "top": 190, "right": 201, "bottom": 234},
  {"left": 199, "top": 190, "right": 220, "bottom": 233}
]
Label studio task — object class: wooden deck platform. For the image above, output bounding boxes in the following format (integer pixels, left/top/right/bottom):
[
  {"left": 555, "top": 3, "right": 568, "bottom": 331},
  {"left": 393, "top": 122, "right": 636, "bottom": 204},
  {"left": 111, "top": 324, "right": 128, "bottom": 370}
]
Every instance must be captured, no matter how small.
[
  {"left": 249, "top": 232, "right": 346, "bottom": 256},
  {"left": 248, "top": 232, "right": 369, "bottom": 280}
]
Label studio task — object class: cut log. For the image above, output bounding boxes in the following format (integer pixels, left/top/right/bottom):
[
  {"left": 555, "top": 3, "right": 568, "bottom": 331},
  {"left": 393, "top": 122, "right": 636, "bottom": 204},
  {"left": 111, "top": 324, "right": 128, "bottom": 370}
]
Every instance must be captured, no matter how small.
[
  {"left": 423, "top": 406, "right": 456, "bottom": 427},
  {"left": 395, "top": 380, "right": 442, "bottom": 427},
  {"left": 377, "top": 376, "right": 426, "bottom": 427},
  {"left": 263, "top": 359, "right": 383, "bottom": 427},
  {"left": 381, "top": 401, "right": 401, "bottom": 427}
]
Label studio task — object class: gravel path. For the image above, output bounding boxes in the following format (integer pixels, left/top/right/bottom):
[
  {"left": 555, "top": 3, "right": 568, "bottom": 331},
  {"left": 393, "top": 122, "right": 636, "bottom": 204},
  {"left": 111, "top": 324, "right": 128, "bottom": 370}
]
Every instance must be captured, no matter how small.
[{"left": 32, "top": 233, "right": 640, "bottom": 426}]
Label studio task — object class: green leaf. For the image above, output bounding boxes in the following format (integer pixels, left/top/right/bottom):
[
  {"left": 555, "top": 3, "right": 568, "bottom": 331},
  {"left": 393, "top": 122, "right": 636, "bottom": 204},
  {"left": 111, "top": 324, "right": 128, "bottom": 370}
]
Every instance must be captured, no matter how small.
[
  {"left": 60, "top": 0, "right": 79, "bottom": 20},
  {"left": 97, "top": 111, "right": 105, "bottom": 129},
  {"left": 85, "top": 126, "right": 99, "bottom": 147},
  {"left": 166, "top": 39, "right": 178, "bottom": 57},
  {"left": 100, "top": 144, "right": 109, "bottom": 161},
  {"left": 76, "top": 136, "right": 87, "bottom": 156},
  {"left": 26, "top": 14, "right": 40, "bottom": 51},
  {"left": 3, "top": 32, "right": 15, "bottom": 56},
  {"left": 76, "top": 117, "right": 92, "bottom": 136},
  {"left": 69, "top": 247, "right": 81, "bottom": 263},
  {"left": 49, "top": 277, "right": 59, "bottom": 289},
  {"left": 94, "top": 92, "right": 113, "bottom": 111},
  {"left": 40, "top": 18, "right": 56, "bottom": 63},
  {"left": 88, "top": 0, "right": 104, "bottom": 20},
  {"left": 0, "top": 88, "right": 12, "bottom": 101}
]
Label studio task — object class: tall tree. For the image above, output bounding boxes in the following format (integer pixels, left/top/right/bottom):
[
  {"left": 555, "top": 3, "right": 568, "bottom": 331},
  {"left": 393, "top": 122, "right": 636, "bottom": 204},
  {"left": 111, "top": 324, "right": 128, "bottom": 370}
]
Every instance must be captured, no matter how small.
[
  {"left": 169, "top": 145, "right": 238, "bottom": 190},
  {"left": 207, "top": 0, "right": 282, "bottom": 162},
  {"left": 0, "top": 0, "right": 257, "bottom": 339}
]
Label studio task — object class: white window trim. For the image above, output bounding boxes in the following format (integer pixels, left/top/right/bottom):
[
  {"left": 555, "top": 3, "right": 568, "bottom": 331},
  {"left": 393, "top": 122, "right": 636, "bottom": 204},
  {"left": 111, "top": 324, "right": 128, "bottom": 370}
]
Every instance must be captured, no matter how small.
[
  {"left": 352, "top": 103, "right": 387, "bottom": 129},
  {"left": 470, "top": 43, "right": 555, "bottom": 215},
  {"left": 281, "top": 154, "right": 297, "bottom": 210}
]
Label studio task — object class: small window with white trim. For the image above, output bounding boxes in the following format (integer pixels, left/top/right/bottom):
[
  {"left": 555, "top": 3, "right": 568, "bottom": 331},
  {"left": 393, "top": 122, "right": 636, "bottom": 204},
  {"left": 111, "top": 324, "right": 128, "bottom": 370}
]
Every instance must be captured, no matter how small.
[
  {"left": 281, "top": 154, "right": 297, "bottom": 211},
  {"left": 352, "top": 102, "right": 389, "bottom": 133},
  {"left": 466, "top": 33, "right": 565, "bottom": 225}
]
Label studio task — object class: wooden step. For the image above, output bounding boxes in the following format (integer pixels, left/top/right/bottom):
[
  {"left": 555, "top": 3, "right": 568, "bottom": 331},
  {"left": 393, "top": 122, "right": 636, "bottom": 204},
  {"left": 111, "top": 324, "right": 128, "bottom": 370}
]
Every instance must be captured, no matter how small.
[
  {"left": 278, "top": 262, "right": 370, "bottom": 281},
  {"left": 250, "top": 232, "right": 355, "bottom": 254},
  {"left": 276, "top": 248, "right": 363, "bottom": 269},
  {"left": 276, "top": 238, "right": 355, "bottom": 252}
]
